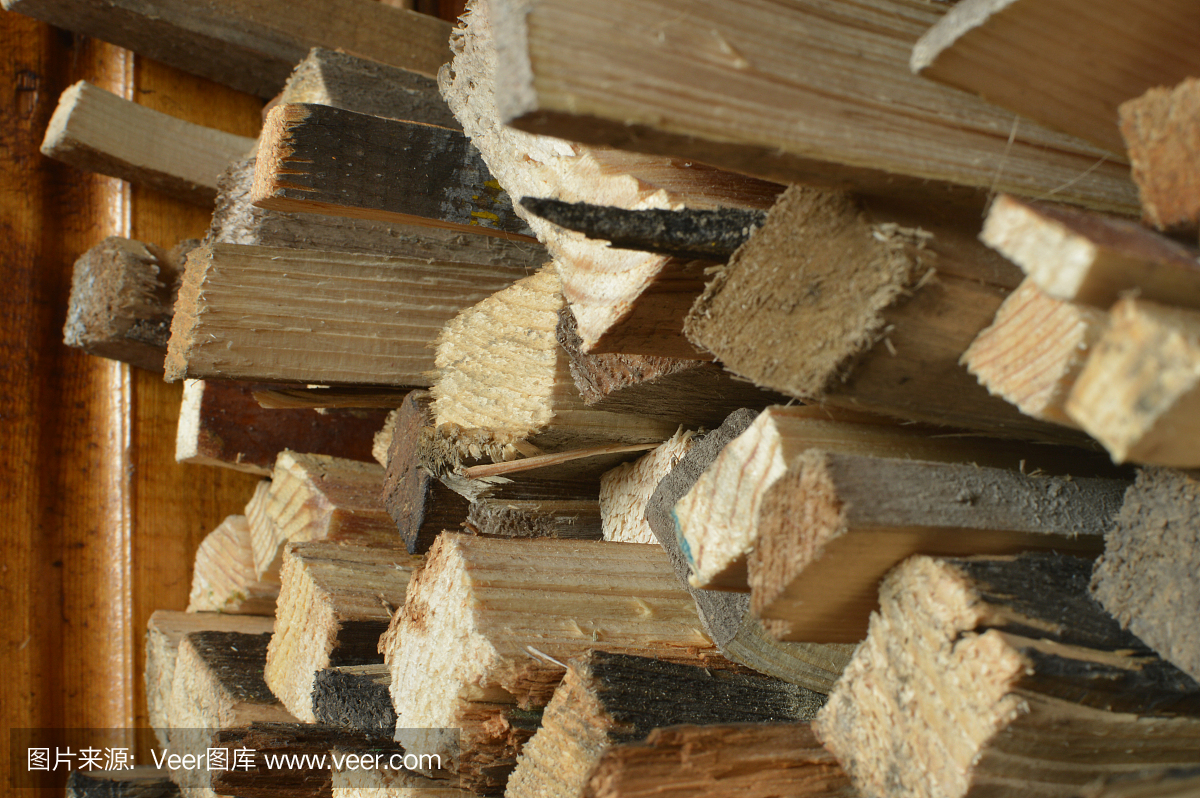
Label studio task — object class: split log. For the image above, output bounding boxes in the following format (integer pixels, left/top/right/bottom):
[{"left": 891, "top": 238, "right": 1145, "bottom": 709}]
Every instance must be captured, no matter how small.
[
  {"left": 264, "top": 541, "right": 420, "bottom": 722},
  {"left": 187, "top": 515, "right": 280, "bottom": 615},
  {"left": 1120, "top": 78, "right": 1200, "bottom": 234},
  {"left": 751, "top": 452, "right": 1124, "bottom": 642},
  {"left": 66, "top": 768, "right": 179, "bottom": 798},
  {"left": 684, "top": 184, "right": 1079, "bottom": 440},
  {"left": 253, "top": 103, "right": 533, "bottom": 240},
  {"left": 312, "top": 664, "right": 395, "bottom": 738},
  {"left": 586, "top": 723, "right": 858, "bottom": 798},
  {"left": 600, "top": 431, "right": 695, "bottom": 544},
  {"left": 210, "top": 156, "right": 549, "bottom": 268},
  {"left": 280, "top": 46, "right": 459, "bottom": 128},
  {"left": 246, "top": 452, "right": 396, "bottom": 579},
  {"left": 382, "top": 533, "right": 726, "bottom": 791},
  {"left": 507, "top": 651, "right": 825, "bottom": 798},
  {"left": 1083, "top": 769, "right": 1200, "bottom": 798},
  {"left": 675, "top": 404, "right": 1103, "bottom": 592},
  {"left": 62, "top": 237, "right": 192, "bottom": 372},
  {"left": 814, "top": 553, "right": 1200, "bottom": 798},
  {"left": 144, "top": 611, "right": 275, "bottom": 749},
  {"left": 164, "top": 242, "right": 528, "bottom": 386},
  {"left": 911, "top": 0, "right": 1200, "bottom": 156},
  {"left": 1066, "top": 298, "right": 1200, "bottom": 466},
  {"left": 962, "top": 280, "right": 1108, "bottom": 427},
  {"left": 981, "top": 194, "right": 1200, "bottom": 309},
  {"left": 489, "top": 0, "right": 1137, "bottom": 215},
  {"left": 465, "top": 498, "right": 602, "bottom": 542},
  {"left": 430, "top": 267, "right": 678, "bottom": 461},
  {"left": 439, "top": 0, "right": 781, "bottom": 354},
  {"left": 176, "top": 379, "right": 388, "bottom": 475},
  {"left": 382, "top": 391, "right": 471, "bottom": 554},
  {"left": 644, "top": 408, "right": 854, "bottom": 694},
  {"left": 41, "top": 80, "right": 254, "bottom": 205},
  {"left": 0, "top": 0, "right": 451, "bottom": 97},
  {"left": 1092, "top": 468, "right": 1200, "bottom": 684}
]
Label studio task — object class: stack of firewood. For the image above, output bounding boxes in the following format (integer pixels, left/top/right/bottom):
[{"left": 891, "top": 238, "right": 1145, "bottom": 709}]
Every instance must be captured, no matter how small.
[{"left": 13, "top": 0, "right": 1200, "bottom": 796}]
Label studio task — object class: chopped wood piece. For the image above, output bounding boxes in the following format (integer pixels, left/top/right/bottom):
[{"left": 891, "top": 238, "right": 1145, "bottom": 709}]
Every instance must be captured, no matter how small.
[
  {"left": 508, "top": 651, "right": 825, "bottom": 798},
  {"left": 246, "top": 452, "right": 397, "bottom": 579},
  {"left": 1092, "top": 468, "right": 1200, "bottom": 684},
  {"left": 382, "top": 391, "right": 471, "bottom": 554},
  {"left": 0, "top": 0, "right": 452, "bottom": 97},
  {"left": 144, "top": 611, "right": 275, "bottom": 749},
  {"left": 815, "top": 553, "right": 1200, "bottom": 798},
  {"left": 557, "top": 307, "right": 783, "bottom": 426},
  {"left": 465, "top": 498, "right": 602, "bottom": 541},
  {"left": 1083, "top": 769, "right": 1200, "bottom": 798},
  {"left": 431, "top": 267, "right": 678, "bottom": 459},
  {"left": 211, "top": 156, "right": 549, "bottom": 268},
  {"left": 265, "top": 541, "right": 419, "bottom": 722},
  {"left": 253, "top": 103, "right": 533, "bottom": 240},
  {"left": 981, "top": 194, "right": 1200, "bottom": 308},
  {"left": 333, "top": 751, "right": 469, "bottom": 798},
  {"left": 439, "top": 0, "right": 781, "bottom": 353},
  {"left": 41, "top": 80, "right": 254, "bottom": 205},
  {"left": 251, "top": 385, "right": 411, "bottom": 410},
  {"left": 963, "top": 280, "right": 1109, "bottom": 427},
  {"left": 586, "top": 723, "right": 858, "bottom": 798},
  {"left": 1066, "top": 298, "right": 1200, "bottom": 466},
  {"left": 67, "top": 768, "right": 179, "bottom": 798},
  {"left": 520, "top": 197, "right": 764, "bottom": 260},
  {"left": 1120, "top": 79, "right": 1200, "bottom": 234},
  {"left": 164, "top": 242, "right": 528, "bottom": 386},
  {"left": 382, "top": 534, "right": 725, "bottom": 789},
  {"left": 677, "top": 404, "right": 1102, "bottom": 592},
  {"left": 176, "top": 379, "right": 388, "bottom": 475},
  {"left": 62, "top": 237, "right": 190, "bottom": 372},
  {"left": 281, "top": 47, "right": 460, "bottom": 128},
  {"left": 490, "top": 0, "right": 1136, "bottom": 215},
  {"left": 684, "top": 185, "right": 1080, "bottom": 440},
  {"left": 373, "top": 408, "right": 399, "bottom": 468},
  {"left": 312, "top": 664, "right": 395, "bottom": 737},
  {"left": 911, "top": 0, "right": 1200, "bottom": 155},
  {"left": 644, "top": 408, "right": 854, "bottom": 694},
  {"left": 753, "top": 453, "right": 1123, "bottom": 642},
  {"left": 187, "top": 515, "right": 280, "bottom": 615},
  {"left": 601, "top": 432, "right": 695, "bottom": 544}
]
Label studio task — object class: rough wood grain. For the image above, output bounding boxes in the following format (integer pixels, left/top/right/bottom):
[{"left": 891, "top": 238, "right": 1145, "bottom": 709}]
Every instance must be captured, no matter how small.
[
  {"left": 66, "top": 768, "right": 180, "bottom": 798},
  {"left": 186, "top": 515, "right": 280, "bottom": 615},
  {"left": 911, "top": 0, "right": 1200, "bottom": 155},
  {"left": 332, "top": 749, "right": 469, "bottom": 798},
  {"left": 491, "top": 0, "right": 1137, "bottom": 215},
  {"left": 0, "top": 0, "right": 453, "bottom": 97},
  {"left": 165, "top": 242, "right": 528, "bottom": 386},
  {"left": 963, "top": 279, "right": 1109, "bottom": 427},
  {"left": 1120, "top": 78, "right": 1200, "bottom": 234},
  {"left": 600, "top": 431, "right": 695, "bottom": 544},
  {"left": 466, "top": 498, "right": 602, "bottom": 542},
  {"left": 1083, "top": 769, "right": 1200, "bottom": 798},
  {"left": 981, "top": 194, "right": 1200, "bottom": 308},
  {"left": 815, "top": 553, "right": 1200, "bottom": 798},
  {"left": 41, "top": 80, "right": 255, "bottom": 204},
  {"left": 1066, "top": 298, "right": 1200, "bottom": 466},
  {"left": 312, "top": 664, "right": 395, "bottom": 738},
  {"left": 253, "top": 103, "right": 533, "bottom": 240}
]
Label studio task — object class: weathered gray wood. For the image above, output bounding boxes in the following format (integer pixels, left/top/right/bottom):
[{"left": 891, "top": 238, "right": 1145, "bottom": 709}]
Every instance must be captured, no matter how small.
[{"left": 312, "top": 664, "right": 395, "bottom": 738}]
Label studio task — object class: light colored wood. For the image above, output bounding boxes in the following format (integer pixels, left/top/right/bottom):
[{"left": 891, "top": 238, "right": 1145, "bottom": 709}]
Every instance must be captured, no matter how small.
[
  {"left": 963, "top": 279, "right": 1109, "bottom": 427},
  {"left": 684, "top": 185, "right": 1075, "bottom": 440},
  {"left": 373, "top": 408, "right": 401, "bottom": 468},
  {"left": 751, "top": 454, "right": 1123, "bottom": 643},
  {"left": 431, "top": 267, "right": 679, "bottom": 461},
  {"left": 981, "top": 194, "right": 1200, "bottom": 308},
  {"left": 187, "top": 515, "right": 280, "bottom": 615},
  {"left": 41, "top": 80, "right": 255, "bottom": 204},
  {"left": 439, "top": 0, "right": 781, "bottom": 353},
  {"left": 490, "top": 0, "right": 1137, "bottom": 215},
  {"left": 1067, "top": 298, "right": 1200, "bottom": 466},
  {"left": 508, "top": 651, "right": 825, "bottom": 798},
  {"left": 600, "top": 432, "right": 695, "bottom": 544},
  {"left": 815, "top": 553, "right": 1200, "bottom": 798},
  {"left": 264, "top": 541, "right": 420, "bottom": 722},
  {"left": 1120, "top": 78, "right": 1200, "bottom": 234},
  {"left": 911, "top": 0, "right": 1200, "bottom": 155},
  {"left": 164, "top": 242, "right": 528, "bottom": 386},
  {"left": 1, "top": 0, "right": 453, "bottom": 96},
  {"left": 1092, "top": 467, "right": 1200, "bottom": 684},
  {"left": 382, "top": 534, "right": 721, "bottom": 778},
  {"left": 245, "top": 451, "right": 397, "bottom": 579}
]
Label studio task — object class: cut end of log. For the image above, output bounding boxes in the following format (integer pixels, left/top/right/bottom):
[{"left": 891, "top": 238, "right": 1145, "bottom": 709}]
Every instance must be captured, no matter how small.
[
  {"left": 163, "top": 243, "right": 213, "bottom": 383},
  {"left": 39, "top": 79, "right": 87, "bottom": 158},
  {"left": 1120, "top": 78, "right": 1200, "bottom": 234},
  {"left": 251, "top": 103, "right": 309, "bottom": 209}
]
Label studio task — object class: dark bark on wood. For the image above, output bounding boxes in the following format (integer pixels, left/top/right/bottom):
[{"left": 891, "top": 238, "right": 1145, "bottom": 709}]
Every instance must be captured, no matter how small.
[
  {"left": 185, "top": 631, "right": 277, "bottom": 706},
  {"left": 312, "top": 665, "right": 396, "bottom": 738},
  {"left": 66, "top": 769, "right": 180, "bottom": 798},
  {"left": 466, "top": 499, "right": 603, "bottom": 540}
]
